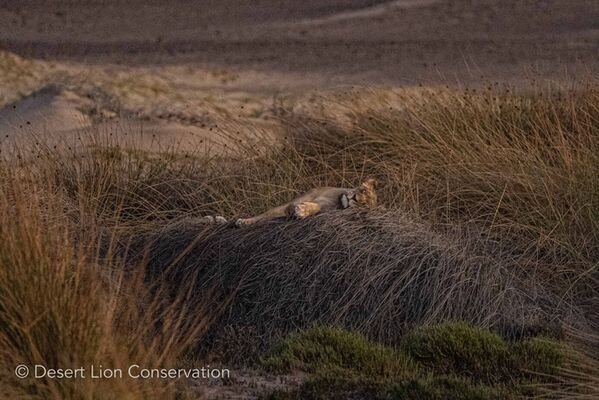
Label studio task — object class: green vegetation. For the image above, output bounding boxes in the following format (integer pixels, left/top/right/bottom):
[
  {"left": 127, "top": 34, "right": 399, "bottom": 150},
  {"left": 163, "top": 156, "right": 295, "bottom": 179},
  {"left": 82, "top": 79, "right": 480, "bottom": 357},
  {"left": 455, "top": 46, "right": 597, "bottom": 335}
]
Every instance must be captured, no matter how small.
[
  {"left": 400, "top": 322, "right": 565, "bottom": 383},
  {"left": 263, "top": 324, "right": 567, "bottom": 399},
  {"left": 263, "top": 326, "right": 418, "bottom": 378},
  {"left": 513, "top": 336, "right": 567, "bottom": 376},
  {"left": 400, "top": 322, "right": 512, "bottom": 382}
]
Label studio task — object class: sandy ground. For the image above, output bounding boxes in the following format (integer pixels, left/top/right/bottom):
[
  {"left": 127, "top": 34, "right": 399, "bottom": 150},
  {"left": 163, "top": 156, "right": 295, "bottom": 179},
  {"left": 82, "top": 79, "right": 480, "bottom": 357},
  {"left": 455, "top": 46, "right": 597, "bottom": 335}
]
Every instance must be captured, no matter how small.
[
  {"left": 191, "top": 370, "right": 305, "bottom": 400},
  {"left": 0, "top": 50, "right": 284, "bottom": 153},
  {"left": 1, "top": 0, "right": 597, "bottom": 84},
  {"left": 1, "top": 0, "right": 598, "bottom": 153}
]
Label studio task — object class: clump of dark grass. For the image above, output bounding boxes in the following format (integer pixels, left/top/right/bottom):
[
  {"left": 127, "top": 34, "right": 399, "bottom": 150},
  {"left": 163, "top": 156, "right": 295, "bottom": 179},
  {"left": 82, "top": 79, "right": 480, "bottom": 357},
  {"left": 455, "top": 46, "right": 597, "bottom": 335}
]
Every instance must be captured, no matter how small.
[
  {"left": 400, "top": 323, "right": 513, "bottom": 382},
  {"left": 122, "top": 210, "right": 572, "bottom": 362},
  {"left": 261, "top": 326, "right": 411, "bottom": 400},
  {"left": 513, "top": 337, "right": 567, "bottom": 376}
]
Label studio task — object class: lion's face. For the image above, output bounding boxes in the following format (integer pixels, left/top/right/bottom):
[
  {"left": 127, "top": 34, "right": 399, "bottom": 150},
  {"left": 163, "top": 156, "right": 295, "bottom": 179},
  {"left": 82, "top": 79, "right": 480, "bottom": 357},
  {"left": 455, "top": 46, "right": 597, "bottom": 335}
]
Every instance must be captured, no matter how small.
[{"left": 341, "top": 178, "right": 378, "bottom": 209}]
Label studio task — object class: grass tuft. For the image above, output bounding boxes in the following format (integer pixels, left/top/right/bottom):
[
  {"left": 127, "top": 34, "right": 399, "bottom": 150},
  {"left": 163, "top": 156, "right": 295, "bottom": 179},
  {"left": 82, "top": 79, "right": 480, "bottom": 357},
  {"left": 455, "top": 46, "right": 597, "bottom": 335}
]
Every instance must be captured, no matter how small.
[
  {"left": 400, "top": 322, "right": 512, "bottom": 382},
  {"left": 401, "top": 322, "right": 566, "bottom": 383},
  {"left": 263, "top": 326, "right": 417, "bottom": 379}
]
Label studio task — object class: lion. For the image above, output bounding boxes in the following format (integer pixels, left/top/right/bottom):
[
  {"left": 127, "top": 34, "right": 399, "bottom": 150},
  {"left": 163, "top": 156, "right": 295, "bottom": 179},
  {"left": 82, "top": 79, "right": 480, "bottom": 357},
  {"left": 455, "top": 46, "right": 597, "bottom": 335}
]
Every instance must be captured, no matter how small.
[{"left": 233, "top": 178, "right": 378, "bottom": 227}]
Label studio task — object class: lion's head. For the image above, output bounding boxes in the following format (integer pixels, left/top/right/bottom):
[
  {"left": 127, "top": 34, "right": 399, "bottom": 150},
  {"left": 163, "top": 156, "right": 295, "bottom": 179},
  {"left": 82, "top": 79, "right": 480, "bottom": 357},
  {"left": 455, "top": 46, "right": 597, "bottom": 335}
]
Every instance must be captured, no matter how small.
[{"left": 341, "top": 178, "right": 378, "bottom": 209}]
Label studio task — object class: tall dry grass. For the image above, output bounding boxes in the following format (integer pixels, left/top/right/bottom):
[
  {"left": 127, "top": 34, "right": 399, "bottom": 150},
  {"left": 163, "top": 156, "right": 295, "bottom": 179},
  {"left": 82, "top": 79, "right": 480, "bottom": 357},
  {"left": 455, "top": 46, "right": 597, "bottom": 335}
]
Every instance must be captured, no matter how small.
[
  {"left": 36, "top": 84, "right": 597, "bottom": 330},
  {"left": 1, "top": 83, "right": 598, "bottom": 398},
  {"left": 0, "top": 166, "right": 211, "bottom": 399},
  {"left": 280, "top": 85, "right": 599, "bottom": 328}
]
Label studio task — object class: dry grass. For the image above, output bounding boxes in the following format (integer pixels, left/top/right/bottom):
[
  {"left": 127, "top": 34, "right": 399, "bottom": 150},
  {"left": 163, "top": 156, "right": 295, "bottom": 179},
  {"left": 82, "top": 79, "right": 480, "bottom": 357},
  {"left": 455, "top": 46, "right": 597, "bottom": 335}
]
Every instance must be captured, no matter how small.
[
  {"left": 280, "top": 84, "right": 599, "bottom": 331},
  {"left": 122, "top": 209, "right": 569, "bottom": 363},
  {"left": 0, "top": 167, "right": 211, "bottom": 399},
  {"left": 1, "top": 83, "right": 598, "bottom": 398}
]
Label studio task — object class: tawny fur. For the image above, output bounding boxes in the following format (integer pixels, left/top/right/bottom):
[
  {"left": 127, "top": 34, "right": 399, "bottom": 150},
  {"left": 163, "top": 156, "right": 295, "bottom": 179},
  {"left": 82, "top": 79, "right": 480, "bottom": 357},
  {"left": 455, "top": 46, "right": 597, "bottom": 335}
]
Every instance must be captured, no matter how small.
[{"left": 235, "top": 178, "right": 378, "bottom": 227}]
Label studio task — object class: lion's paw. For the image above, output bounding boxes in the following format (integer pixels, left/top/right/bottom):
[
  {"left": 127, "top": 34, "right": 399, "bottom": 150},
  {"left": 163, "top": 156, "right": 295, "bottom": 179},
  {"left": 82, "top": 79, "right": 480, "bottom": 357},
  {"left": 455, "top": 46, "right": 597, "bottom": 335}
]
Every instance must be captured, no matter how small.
[
  {"left": 292, "top": 203, "right": 318, "bottom": 219},
  {"left": 199, "top": 215, "right": 228, "bottom": 225},
  {"left": 198, "top": 216, "right": 216, "bottom": 224},
  {"left": 235, "top": 218, "right": 254, "bottom": 228},
  {"left": 214, "top": 216, "right": 227, "bottom": 224}
]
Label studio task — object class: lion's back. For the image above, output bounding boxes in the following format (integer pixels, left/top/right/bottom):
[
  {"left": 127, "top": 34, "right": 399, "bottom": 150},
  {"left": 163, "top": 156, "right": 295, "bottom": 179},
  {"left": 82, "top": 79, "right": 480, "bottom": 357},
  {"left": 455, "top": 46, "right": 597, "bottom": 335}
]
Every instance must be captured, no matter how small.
[{"left": 296, "top": 187, "right": 349, "bottom": 209}]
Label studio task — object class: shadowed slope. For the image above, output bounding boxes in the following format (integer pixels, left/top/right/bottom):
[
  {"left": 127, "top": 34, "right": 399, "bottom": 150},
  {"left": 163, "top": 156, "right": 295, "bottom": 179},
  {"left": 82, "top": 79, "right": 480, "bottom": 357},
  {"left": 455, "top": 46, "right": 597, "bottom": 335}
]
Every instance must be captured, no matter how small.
[{"left": 121, "top": 209, "right": 574, "bottom": 359}]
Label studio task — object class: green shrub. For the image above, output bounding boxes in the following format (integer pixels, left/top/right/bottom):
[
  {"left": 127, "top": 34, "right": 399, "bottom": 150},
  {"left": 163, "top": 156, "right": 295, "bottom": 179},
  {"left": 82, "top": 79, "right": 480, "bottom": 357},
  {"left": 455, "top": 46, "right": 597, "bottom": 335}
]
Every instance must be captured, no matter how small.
[
  {"left": 263, "top": 323, "right": 573, "bottom": 400},
  {"left": 400, "top": 322, "right": 513, "bottom": 382},
  {"left": 263, "top": 326, "right": 417, "bottom": 380},
  {"left": 400, "top": 322, "right": 567, "bottom": 384},
  {"left": 512, "top": 337, "right": 566, "bottom": 376}
]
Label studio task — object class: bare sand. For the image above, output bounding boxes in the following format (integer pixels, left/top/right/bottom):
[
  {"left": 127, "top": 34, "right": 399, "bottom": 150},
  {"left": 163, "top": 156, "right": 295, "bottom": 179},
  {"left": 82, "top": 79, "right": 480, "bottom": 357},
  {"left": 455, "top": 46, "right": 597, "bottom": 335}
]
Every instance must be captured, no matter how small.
[
  {"left": 1, "top": 0, "right": 597, "bottom": 84},
  {"left": 1, "top": 0, "right": 598, "bottom": 152}
]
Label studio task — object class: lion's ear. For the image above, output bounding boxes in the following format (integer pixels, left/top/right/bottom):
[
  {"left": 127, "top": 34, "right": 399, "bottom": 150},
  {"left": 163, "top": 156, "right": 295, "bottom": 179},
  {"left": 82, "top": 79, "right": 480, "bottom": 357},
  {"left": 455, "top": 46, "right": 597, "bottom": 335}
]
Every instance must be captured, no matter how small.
[{"left": 361, "top": 178, "right": 377, "bottom": 190}]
